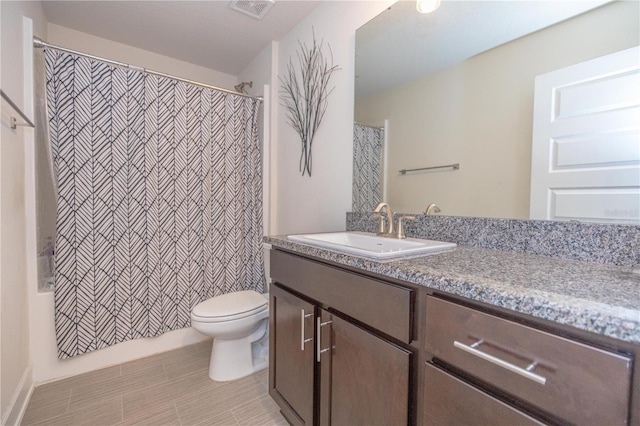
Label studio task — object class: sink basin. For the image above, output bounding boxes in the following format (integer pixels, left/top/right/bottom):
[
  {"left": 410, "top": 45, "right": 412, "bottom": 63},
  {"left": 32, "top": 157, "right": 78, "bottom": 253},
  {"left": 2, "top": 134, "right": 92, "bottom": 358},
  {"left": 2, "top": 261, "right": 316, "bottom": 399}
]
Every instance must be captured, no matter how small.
[{"left": 287, "top": 232, "right": 456, "bottom": 259}]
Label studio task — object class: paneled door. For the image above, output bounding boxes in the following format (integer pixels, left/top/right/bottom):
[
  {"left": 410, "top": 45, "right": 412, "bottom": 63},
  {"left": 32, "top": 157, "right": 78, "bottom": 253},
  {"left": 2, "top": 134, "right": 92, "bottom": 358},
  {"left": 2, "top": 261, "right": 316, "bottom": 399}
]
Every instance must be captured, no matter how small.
[
  {"left": 269, "top": 284, "right": 315, "bottom": 425},
  {"left": 319, "top": 310, "right": 412, "bottom": 426},
  {"left": 530, "top": 46, "right": 640, "bottom": 224}
]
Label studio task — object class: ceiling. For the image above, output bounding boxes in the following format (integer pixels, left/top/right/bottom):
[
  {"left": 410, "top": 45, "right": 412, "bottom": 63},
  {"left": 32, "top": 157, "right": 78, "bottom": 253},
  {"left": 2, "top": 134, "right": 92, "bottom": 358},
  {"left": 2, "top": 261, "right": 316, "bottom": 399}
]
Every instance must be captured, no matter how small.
[{"left": 41, "top": 0, "right": 322, "bottom": 76}]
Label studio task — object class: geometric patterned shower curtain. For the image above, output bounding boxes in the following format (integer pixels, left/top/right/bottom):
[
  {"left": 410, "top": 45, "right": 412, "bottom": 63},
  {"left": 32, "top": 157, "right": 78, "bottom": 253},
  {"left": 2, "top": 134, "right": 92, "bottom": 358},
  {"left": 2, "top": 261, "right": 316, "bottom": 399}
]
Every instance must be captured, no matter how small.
[
  {"left": 45, "top": 49, "right": 264, "bottom": 359},
  {"left": 352, "top": 123, "right": 384, "bottom": 212}
]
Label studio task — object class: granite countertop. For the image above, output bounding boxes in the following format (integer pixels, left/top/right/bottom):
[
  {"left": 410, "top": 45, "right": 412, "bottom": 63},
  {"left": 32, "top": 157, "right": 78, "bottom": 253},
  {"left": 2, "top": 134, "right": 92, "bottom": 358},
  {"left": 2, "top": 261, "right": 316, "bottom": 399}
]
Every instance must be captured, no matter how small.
[{"left": 264, "top": 235, "right": 640, "bottom": 344}]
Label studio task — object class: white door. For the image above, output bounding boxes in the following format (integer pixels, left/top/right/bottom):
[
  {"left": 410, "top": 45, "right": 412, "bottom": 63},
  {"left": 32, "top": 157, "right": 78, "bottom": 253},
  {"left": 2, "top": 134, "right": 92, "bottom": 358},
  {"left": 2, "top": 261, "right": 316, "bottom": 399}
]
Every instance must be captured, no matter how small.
[{"left": 530, "top": 46, "right": 640, "bottom": 224}]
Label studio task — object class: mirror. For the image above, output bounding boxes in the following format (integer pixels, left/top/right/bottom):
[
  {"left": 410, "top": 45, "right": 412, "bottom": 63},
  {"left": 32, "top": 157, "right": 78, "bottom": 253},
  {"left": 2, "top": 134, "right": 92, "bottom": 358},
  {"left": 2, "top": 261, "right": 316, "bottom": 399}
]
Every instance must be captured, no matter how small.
[{"left": 354, "top": 0, "right": 639, "bottom": 220}]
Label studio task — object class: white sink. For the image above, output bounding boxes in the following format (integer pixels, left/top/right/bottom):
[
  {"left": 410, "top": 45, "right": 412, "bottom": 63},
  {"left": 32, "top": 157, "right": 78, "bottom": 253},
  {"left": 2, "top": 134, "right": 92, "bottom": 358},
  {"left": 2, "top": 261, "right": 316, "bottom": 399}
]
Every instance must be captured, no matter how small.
[{"left": 287, "top": 231, "right": 456, "bottom": 259}]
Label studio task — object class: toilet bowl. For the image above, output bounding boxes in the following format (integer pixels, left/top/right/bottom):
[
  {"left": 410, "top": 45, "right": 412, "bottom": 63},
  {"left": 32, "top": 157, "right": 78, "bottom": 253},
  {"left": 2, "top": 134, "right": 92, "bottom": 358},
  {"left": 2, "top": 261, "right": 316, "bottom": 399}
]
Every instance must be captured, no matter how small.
[{"left": 191, "top": 290, "right": 269, "bottom": 381}]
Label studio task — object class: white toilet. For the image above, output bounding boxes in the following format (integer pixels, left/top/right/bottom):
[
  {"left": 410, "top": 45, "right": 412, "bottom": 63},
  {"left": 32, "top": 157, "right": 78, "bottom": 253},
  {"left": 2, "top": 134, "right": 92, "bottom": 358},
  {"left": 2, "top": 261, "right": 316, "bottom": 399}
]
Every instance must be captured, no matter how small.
[{"left": 191, "top": 290, "right": 269, "bottom": 382}]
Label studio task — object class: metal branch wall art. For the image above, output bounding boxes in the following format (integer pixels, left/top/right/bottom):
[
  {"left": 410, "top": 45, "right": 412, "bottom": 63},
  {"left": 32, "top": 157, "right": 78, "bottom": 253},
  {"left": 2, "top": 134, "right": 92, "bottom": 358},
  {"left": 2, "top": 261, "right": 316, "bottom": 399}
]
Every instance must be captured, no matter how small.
[{"left": 280, "top": 30, "right": 339, "bottom": 177}]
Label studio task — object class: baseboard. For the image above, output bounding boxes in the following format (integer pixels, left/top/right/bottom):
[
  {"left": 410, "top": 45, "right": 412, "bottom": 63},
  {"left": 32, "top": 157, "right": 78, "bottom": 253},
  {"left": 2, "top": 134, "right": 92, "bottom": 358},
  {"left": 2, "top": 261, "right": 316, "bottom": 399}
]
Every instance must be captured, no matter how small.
[{"left": 2, "top": 363, "right": 34, "bottom": 426}]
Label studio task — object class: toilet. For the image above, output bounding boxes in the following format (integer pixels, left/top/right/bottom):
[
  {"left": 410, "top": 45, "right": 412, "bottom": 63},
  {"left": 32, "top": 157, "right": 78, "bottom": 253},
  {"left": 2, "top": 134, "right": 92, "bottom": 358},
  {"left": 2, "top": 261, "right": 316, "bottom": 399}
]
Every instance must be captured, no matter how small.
[{"left": 191, "top": 290, "right": 269, "bottom": 382}]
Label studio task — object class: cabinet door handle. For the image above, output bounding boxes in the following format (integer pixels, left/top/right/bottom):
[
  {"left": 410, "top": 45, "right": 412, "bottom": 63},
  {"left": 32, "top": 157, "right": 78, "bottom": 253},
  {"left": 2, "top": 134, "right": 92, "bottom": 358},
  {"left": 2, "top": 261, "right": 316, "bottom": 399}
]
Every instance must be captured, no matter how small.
[
  {"left": 300, "top": 310, "right": 313, "bottom": 351},
  {"left": 453, "top": 340, "right": 547, "bottom": 385},
  {"left": 317, "top": 317, "right": 333, "bottom": 362}
]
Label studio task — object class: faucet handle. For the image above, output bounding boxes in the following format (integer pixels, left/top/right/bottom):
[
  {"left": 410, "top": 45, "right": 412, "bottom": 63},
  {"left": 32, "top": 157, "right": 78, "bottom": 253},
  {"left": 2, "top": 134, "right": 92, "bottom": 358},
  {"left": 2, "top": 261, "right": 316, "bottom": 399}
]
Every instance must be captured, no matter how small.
[{"left": 396, "top": 215, "right": 416, "bottom": 239}]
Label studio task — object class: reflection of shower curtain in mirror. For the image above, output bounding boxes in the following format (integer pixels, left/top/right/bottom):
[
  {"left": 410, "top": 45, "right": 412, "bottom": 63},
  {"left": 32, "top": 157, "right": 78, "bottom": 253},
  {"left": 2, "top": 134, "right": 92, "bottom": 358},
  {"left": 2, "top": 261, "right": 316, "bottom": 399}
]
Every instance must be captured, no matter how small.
[
  {"left": 353, "top": 124, "right": 383, "bottom": 211},
  {"left": 45, "top": 49, "right": 264, "bottom": 359}
]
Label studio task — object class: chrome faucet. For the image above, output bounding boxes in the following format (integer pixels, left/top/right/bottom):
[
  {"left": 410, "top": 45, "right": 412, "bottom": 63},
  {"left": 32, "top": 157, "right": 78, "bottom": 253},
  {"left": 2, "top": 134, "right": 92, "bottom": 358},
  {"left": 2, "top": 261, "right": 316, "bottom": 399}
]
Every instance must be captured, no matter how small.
[
  {"left": 425, "top": 203, "right": 441, "bottom": 215},
  {"left": 373, "top": 202, "right": 394, "bottom": 236}
]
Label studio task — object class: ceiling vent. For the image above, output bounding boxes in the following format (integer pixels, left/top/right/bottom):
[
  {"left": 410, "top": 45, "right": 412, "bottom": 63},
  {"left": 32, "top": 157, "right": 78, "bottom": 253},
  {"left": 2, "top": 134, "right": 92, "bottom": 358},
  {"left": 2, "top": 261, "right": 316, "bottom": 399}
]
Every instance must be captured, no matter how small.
[{"left": 229, "top": 0, "right": 275, "bottom": 20}]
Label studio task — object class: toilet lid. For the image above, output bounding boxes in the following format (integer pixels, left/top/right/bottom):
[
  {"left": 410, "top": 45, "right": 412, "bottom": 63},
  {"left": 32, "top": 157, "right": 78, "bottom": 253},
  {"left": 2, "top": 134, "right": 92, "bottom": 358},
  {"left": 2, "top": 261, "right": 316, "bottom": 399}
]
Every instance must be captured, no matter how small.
[{"left": 192, "top": 290, "right": 267, "bottom": 319}]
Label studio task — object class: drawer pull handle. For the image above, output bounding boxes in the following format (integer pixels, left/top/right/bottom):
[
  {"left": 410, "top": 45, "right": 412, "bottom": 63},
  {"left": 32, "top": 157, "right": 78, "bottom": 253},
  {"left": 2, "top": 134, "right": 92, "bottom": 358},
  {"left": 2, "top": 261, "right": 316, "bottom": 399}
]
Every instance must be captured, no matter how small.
[
  {"left": 300, "top": 310, "right": 313, "bottom": 351},
  {"left": 453, "top": 340, "right": 547, "bottom": 385},
  {"left": 317, "top": 317, "right": 333, "bottom": 361}
]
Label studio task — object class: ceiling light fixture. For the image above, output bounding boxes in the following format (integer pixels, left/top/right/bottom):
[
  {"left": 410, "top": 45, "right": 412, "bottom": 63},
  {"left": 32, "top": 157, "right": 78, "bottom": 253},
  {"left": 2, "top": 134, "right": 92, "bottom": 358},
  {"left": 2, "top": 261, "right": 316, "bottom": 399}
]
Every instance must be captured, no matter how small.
[{"left": 416, "top": 0, "right": 441, "bottom": 14}]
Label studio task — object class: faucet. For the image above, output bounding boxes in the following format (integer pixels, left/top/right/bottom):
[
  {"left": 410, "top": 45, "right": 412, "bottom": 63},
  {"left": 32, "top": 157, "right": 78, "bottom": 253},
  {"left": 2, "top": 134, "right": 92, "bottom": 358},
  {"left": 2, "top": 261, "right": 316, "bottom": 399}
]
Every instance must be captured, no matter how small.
[
  {"left": 425, "top": 203, "right": 441, "bottom": 215},
  {"left": 373, "top": 202, "right": 415, "bottom": 239},
  {"left": 373, "top": 202, "right": 394, "bottom": 236}
]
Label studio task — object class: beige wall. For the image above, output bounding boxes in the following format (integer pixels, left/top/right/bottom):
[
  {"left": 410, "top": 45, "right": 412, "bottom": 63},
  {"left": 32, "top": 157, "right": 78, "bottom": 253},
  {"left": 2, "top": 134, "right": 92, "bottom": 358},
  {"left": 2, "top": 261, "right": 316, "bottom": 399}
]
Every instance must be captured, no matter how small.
[
  {"left": 1, "top": 1, "right": 47, "bottom": 423},
  {"left": 356, "top": 1, "right": 640, "bottom": 218}
]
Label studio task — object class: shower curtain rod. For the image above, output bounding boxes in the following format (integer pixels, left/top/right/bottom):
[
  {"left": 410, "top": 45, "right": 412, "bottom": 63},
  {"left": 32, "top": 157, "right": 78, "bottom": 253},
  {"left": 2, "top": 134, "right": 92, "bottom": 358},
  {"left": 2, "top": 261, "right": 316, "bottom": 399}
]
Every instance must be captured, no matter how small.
[
  {"left": 354, "top": 121, "right": 384, "bottom": 130},
  {"left": 33, "top": 37, "right": 263, "bottom": 103}
]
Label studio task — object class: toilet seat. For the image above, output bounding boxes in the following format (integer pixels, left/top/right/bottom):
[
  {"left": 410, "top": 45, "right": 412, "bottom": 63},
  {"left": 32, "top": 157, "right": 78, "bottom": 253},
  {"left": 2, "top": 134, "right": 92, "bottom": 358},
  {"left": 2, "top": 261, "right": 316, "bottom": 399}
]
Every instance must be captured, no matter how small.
[{"left": 192, "top": 290, "right": 268, "bottom": 323}]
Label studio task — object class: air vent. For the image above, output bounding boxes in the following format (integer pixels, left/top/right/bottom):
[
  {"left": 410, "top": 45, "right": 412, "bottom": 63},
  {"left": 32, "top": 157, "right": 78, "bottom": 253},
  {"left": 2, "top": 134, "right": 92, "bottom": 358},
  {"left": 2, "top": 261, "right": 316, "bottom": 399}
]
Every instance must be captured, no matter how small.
[{"left": 229, "top": 0, "right": 275, "bottom": 20}]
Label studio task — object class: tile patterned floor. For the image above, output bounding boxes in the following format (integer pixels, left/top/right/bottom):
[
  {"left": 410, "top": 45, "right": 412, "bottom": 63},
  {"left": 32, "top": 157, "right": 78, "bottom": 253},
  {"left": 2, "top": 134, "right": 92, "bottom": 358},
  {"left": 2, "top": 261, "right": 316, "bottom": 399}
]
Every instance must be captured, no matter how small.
[{"left": 22, "top": 340, "right": 287, "bottom": 426}]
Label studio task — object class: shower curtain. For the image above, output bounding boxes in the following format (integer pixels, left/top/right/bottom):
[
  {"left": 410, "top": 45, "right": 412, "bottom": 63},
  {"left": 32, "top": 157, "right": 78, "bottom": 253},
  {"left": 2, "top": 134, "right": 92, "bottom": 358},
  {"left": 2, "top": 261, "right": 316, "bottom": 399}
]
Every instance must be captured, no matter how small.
[
  {"left": 352, "top": 124, "right": 384, "bottom": 212},
  {"left": 45, "top": 49, "right": 264, "bottom": 359}
]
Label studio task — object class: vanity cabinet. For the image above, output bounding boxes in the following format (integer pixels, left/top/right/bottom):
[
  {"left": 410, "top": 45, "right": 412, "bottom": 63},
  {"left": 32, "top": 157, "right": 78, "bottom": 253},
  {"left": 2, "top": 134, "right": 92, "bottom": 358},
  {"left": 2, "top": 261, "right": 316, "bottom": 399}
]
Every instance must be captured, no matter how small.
[
  {"left": 269, "top": 250, "right": 415, "bottom": 426},
  {"left": 269, "top": 247, "right": 638, "bottom": 425},
  {"left": 424, "top": 296, "right": 633, "bottom": 425}
]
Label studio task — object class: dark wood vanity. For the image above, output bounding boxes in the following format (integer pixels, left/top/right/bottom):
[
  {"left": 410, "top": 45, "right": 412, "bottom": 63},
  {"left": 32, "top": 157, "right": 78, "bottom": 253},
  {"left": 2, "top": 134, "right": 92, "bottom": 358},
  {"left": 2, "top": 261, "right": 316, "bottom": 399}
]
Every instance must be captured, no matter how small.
[
  {"left": 269, "top": 249, "right": 415, "bottom": 425},
  {"left": 268, "top": 248, "right": 640, "bottom": 425}
]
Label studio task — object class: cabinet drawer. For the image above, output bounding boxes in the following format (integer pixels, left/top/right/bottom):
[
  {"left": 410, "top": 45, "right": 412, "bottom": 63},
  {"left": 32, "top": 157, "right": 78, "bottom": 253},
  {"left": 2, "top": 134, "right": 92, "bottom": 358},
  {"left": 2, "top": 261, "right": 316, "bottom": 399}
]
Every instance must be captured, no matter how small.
[
  {"left": 425, "top": 296, "right": 632, "bottom": 425},
  {"left": 271, "top": 250, "right": 414, "bottom": 343},
  {"left": 423, "top": 362, "right": 544, "bottom": 425}
]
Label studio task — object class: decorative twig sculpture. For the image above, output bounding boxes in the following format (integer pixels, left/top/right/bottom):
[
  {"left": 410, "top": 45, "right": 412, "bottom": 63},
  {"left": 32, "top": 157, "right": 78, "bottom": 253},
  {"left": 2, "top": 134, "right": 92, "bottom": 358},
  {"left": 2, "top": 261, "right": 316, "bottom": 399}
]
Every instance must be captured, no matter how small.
[{"left": 280, "top": 30, "right": 339, "bottom": 176}]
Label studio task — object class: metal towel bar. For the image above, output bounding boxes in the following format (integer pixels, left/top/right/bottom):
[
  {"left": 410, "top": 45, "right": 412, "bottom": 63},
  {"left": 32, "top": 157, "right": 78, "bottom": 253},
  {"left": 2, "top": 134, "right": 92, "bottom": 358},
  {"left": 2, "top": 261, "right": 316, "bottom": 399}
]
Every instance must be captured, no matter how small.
[
  {"left": 399, "top": 163, "right": 460, "bottom": 175},
  {"left": 1, "top": 89, "right": 35, "bottom": 130}
]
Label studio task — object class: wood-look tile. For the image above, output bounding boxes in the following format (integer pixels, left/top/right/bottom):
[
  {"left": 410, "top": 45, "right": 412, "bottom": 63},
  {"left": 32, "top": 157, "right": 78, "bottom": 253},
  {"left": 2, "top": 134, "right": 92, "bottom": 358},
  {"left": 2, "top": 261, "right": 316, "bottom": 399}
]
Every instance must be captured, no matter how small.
[
  {"left": 118, "top": 406, "right": 181, "bottom": 426},
  {"left": 122, "top": 368, "right": 219, "bottom": 420},
  {"left": 119, "top": 353, "right": 165, "bottom": 376},
  {"left": 32, "top": 365, "right": 122, "bottom": 396},
  {"left": 28, "top": 386, "right": 70, "bottom": 406},
  {"left": 157, "top": 343, "right": 206, "bottom": 362},
  {"left": 237, "top": 409, "right": 289, "bottom": 426},
  {"left": 256, "top": 368, "right": 269, "bottom": 388},
  {"left": 21, "top": 390, "right": 71, "bottom": 426},
  {"left": 192, "top": 409, "right": 238, "bottom": 426},
  {"left": 191, "top": 338, "right": 213, "bottom": 355},
  {"left": 231, "top": 393, "right": 283, "bottom": 425},
  {"left": 163, "top": 355, "right": 210, "bottom": 381},
  {"left": 68, "top": 365, "right": 167, "bottom": 412},
  {"left": 121, "top": 343, "right": 203, "bottom": 376},
  {"left": 175, "top": 374, "right": 266, "bottom": 426},
  {"left": 22, "top": 343, "right": 278, "bottom": 426},
  {"left": 31, "top": 396, "right": 123, "bottom": 426}
]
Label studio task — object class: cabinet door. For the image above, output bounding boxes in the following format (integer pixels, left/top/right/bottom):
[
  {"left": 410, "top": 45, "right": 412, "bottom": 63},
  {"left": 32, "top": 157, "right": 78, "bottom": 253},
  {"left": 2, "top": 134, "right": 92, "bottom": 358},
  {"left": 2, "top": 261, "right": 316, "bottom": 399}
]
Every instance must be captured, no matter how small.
[
  {"left": 269, "top": 284, "right": 315, "bottom": 425},
  {"left": 320, "top": 310, "right": 412, "bottom": 426}
]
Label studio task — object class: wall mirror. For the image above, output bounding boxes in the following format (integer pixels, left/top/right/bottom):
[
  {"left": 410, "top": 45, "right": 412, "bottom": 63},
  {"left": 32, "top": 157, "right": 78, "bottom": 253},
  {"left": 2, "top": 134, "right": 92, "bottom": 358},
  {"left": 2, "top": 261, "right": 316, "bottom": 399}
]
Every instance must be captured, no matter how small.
[{"left": 353, "top": 0, "right": 639, "bottom": 222}]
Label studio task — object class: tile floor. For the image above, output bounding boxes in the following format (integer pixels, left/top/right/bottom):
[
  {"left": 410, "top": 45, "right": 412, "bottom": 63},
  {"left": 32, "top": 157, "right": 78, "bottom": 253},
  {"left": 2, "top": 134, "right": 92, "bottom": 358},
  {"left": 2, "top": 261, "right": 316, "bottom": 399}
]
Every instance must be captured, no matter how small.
[{"left": 21, "top": 340, "right": 287, "bottom": 426}]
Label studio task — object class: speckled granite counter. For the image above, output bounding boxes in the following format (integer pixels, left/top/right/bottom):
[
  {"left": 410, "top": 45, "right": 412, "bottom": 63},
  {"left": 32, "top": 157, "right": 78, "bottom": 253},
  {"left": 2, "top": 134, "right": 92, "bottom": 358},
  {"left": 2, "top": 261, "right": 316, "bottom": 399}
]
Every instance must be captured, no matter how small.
[{"left": 264, "top": 235, "right": 640, "bottom": 344}]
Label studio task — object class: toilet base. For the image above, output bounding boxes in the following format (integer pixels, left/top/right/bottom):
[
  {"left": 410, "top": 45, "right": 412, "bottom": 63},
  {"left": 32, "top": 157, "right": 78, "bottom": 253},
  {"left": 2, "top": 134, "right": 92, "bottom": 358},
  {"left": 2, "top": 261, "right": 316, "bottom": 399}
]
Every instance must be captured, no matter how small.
[{"left": 208, "top": 321, "right": 268, "bottom": 382}]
